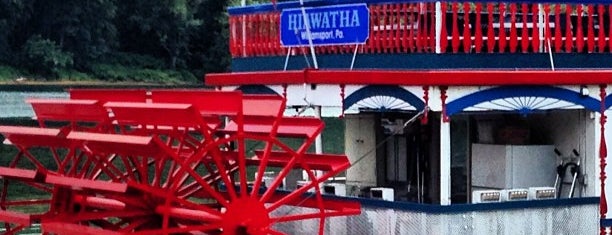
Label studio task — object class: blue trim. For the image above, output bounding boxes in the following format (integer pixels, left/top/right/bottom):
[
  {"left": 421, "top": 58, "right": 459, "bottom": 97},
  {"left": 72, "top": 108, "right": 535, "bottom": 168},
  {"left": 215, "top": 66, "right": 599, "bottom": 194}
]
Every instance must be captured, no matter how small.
[
  {"left": 236, "top": 85, "right": 280, "bottom": 95},
  {"left": 310, "top": 192, "right": 598, "bottom": 213},
  {"left": 605, "top": 94, "right": 612, "bottom": 109},
  {"left": 343, "top": 85, "right": 425, "bottom": 111},
  {"left": 246, "top": 188, "right": 597, "bottom": 214},
  {"left": 231, "top": 54, "right": 612, "bottom": 72},
  {"left": 601, "top": 218, "right": 612, "bottom": 227},
  {"left": 446, "top": 86, "right": 601, "bottom": 116},
  {"left": 230, "top": 0, "right": 612, "bottom": 15},
  {"left": 357, "top": 197, "right": 600, "bottom": 214}
]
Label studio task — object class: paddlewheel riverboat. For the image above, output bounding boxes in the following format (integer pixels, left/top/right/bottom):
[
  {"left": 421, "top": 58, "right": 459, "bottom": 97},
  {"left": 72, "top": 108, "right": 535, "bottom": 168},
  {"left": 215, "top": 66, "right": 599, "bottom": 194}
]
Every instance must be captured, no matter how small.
[
  {"left": 3, "top": 0, "right": 612, "bottom": 234},
  {"left": 207, "top": 0, "right": 612, "bottom": 234}
]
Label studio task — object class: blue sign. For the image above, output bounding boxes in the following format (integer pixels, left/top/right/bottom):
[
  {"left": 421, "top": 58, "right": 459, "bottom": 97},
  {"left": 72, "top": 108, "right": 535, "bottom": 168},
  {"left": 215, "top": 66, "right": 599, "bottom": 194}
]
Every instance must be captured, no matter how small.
[{"left": 280, "top": 3, "right": 370, "bottom": 47}]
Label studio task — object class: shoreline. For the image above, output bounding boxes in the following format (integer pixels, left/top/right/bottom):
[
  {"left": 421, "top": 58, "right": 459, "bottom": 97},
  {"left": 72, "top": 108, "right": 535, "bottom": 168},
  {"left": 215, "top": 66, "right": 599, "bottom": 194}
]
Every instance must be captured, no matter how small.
[{"left": 0, "top": 82, "right": 206, "bottom": 92}]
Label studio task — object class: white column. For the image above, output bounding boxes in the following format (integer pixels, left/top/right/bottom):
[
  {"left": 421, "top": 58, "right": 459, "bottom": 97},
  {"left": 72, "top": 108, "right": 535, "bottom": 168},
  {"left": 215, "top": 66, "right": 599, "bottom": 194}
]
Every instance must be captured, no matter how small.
[
  {"left": 302, "top": 106, "right": 324, "bottom": 181},
  {"left": 314, "top": 106, "right": 323, "bottom": 154},
  {"left": 314, "top": 106, "right": 324, "bottom": 179},
  {"left": 440, "top": 117, "right": 451, "bottom": 205},
  {"left": 538, "top": 4, "right": 545, "bottom": 52},
  {"left": 435, "top": 1, "right": 443, "bottom": 54}
]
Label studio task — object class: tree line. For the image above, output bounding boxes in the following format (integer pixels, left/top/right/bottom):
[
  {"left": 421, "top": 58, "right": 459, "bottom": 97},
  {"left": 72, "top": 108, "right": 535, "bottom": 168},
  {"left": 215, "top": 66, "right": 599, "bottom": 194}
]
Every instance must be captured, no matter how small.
[{"left": 0, "top": 0, "right": 232, "bottom": 84}]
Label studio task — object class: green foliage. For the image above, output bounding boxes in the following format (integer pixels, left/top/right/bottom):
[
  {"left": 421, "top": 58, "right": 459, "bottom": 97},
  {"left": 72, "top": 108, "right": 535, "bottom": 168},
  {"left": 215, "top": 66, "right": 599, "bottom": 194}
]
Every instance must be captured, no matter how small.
[
  {"left": 0, "top": 65, "right": 27, "bottom": 82},
  {"left": 0, "top": 0, "right": 231, "bottom": 83},
  {"left": 103, "top": 52, "right": 165, "bottom": 69},
  {"left": 21, "top": 35, "right": 73, "bottom": 79},
  {"left": 33, "top": 0, "right": 117, "bottom": 68},
  {"left": 0, "top": 0, "right": 35, "bottom": 64},
  {"left": 188, "top": 0, "right": 230, "bottom": 75},
  {"left": 57, "top": 69, "right": 94, "bottom": 81},
  {"left": 117, "top": 0, "right": 204, "bottom": 70}
]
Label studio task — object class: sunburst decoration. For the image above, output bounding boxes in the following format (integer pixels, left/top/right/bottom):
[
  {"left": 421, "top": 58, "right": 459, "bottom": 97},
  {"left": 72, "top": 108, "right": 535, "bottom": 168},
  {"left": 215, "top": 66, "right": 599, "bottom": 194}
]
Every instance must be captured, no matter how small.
[{"left": 466, "top": 96, "right": 582, "bottom": 115}]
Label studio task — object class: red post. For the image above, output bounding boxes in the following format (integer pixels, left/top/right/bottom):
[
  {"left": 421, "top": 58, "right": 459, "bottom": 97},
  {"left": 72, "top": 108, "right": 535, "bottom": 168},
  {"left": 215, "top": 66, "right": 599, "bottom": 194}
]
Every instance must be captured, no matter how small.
[
  {"left": 245, "top": 14, "right": 251, "bottom": 57},
  {"left": 251, "top": 14, "right": 258, "bottom": 56},
  {"left": 421, "top": 86, "right": 429, "bottom": 125},
  {"left": 451, "top": 2, "right": 460, "bottom": 53},
  {"left": 375, "top": 5, "right": 381, "bottom": 53},
  {"left": 381, "top": 4, "right": 389, "bottom": 53},
  {"left": 255, "top": 14, "right": 262, "bottom": 56},
  {"left": 609, "top": 6, "right": 612, "bottom": 52},
  {"left": 499, "top": 3, "right": 507, "bottom": 53},
  {"left": 486, "top": 3, "right": 495, "bottom": 53},
  {"left": 264, "top": 14, "right": 271, "bottom": 56},
  {"left": 425, "top": 2, "right": 432, "bottom": 52},
  {"left": 462, "top": 2, "right": 472, "bottom": 53},
  {"left": 266, "top": 13, "right": 272, "bottom": 56},
  {"left": 576, "top": 5, "right": 584, "bottom": 53},
  {"left": 408, "top": 3, "right": 416, "bottom": 52},
  {"left": 366, "top": 6, "right": 374, "bottom": 54},
  {"left": 402, "top": 3, "right": 408, "bottom": 53},
  {"left": 597, "top": 5, "right": 606, "bottom": 53},
  {"left": 416, "top": 3, "right": 424, "bottom": 53},
  {"left": 600, "top": 85, "right": 608, "bottom": 235},
  {"left": 229, "top": 16, "right": 237, "bottom": 57},
  {"left": 531, "top": 4, "right": 540, "bottom": 52},
  {"left": 275, "top": 13, "right": 283, "bottom": 56},
  {"left": 440, "top": 2, "right": 449, "bottom": 53},
  {"left": 565, "top": 5, "right": 573, "bottom": 52},
  {"left": 587, "top": 5, "right": 595, "bottom": 53},
  {"left": 429, "top": 2, "right": 437, "bottom": 52},
  {"left": 394, "top": 4, "right": 401, "bottom": 53},
  {"left": 420, "top": 3, "right": 427, "bottom": 53},
  {"left": 509, "top": 3, "right": 518, "bottom": 53},
  {"left": 474, "top": 3, "right": 483, "bottom": 53},
  {"left": 339, "top": 84, "right": 345, "bottom": 118},
  {"left": 554, "top": 4, "right": 563, "bottom": 52},
  {"left": 440, "top": 86, "right": 449, "bottom": 122},
  {"left": 264, "top": 13, "right": 270, "bottom": 56},
  {"left": 521, "top": 3, "right": 529, "bottom": 53}
]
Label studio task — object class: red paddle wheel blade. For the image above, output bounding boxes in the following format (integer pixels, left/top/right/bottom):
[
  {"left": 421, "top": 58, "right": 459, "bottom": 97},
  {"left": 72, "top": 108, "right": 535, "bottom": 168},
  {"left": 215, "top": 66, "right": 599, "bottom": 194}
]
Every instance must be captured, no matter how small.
[
  {"left": 69, "top": 88, "right": 148, "bottom": 103},
  {"left": 28, "top": 99, "right": 110, "bottom": 124}
]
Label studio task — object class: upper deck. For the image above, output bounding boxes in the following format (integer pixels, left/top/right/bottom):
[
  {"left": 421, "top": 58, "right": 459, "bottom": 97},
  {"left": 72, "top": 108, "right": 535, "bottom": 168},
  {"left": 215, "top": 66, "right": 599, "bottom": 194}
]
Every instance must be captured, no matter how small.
[{"left": 227, "top": 0, "right": 612, "bottom": 72}]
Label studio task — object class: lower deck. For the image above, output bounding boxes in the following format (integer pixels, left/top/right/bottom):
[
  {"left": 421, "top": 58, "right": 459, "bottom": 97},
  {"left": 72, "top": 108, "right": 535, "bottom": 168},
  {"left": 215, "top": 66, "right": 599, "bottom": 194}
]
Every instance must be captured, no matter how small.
[{"left": 275, "top": 196, "right": 599, "bottom": 234}]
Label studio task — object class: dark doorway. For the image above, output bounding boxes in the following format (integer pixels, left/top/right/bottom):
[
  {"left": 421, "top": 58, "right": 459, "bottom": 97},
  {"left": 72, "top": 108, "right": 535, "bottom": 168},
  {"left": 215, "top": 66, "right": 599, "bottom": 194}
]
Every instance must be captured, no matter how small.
[{"left": 375, "top": 112, "right": 431, "bottom": 203}]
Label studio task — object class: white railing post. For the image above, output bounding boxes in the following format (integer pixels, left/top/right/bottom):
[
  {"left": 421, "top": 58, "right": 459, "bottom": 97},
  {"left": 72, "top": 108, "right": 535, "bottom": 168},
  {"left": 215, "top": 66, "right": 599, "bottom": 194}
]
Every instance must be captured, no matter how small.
[{"left": 538, "top": 4, "right": 545, "bottom": 53}]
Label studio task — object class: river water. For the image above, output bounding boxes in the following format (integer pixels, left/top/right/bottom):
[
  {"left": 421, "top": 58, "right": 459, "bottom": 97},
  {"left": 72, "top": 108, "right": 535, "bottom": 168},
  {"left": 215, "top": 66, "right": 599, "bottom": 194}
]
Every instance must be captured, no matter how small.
[{"left": 0, "top": 91, "right": 68, "bottom": 118}]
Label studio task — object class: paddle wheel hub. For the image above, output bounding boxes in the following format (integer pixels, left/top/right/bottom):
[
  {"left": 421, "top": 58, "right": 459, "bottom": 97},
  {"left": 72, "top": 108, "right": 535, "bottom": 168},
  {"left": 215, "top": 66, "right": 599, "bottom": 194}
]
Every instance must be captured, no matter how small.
[{"left": 222, "top": 197, "right": 270, "bottom": 235}]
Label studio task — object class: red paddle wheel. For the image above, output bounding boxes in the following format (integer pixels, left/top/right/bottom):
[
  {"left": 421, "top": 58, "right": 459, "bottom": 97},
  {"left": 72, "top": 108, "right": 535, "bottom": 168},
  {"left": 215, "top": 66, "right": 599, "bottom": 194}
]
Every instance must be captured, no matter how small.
[{"left": 0, "top": 89, "right": 360, "bottom": 235}]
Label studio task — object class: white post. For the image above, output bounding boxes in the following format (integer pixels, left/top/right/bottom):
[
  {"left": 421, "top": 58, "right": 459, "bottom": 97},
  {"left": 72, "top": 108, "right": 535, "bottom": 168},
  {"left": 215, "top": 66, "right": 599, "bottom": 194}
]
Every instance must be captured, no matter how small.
[
  {"left": 440, "top": 118, "right": 451, "bottom": 205},
  {"left": 315, "top": 106, "right": 323, "bottom": 154},
  {"left": 315, "top": 106, "right": 323, "bottom": 179},
  {"left": 538, "top": 4, "right": 545, "bottom": 53},
  {"left": 435, "top": 1, "right": 443, "bottom": 54}
]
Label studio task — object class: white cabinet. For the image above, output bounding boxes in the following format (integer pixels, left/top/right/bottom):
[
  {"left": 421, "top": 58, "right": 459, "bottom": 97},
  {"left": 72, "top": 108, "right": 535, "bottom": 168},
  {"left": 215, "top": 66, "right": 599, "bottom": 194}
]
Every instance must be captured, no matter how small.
[{"left": 471, "top": 144, "right": 556, "bottom": 190}]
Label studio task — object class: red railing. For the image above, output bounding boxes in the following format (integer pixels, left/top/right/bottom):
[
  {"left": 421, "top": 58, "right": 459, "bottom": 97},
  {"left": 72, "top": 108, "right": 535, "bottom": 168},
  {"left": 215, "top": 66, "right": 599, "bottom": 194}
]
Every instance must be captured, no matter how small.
[{"left": 229, "top": 2, "right": 612, "bottom": 58}]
